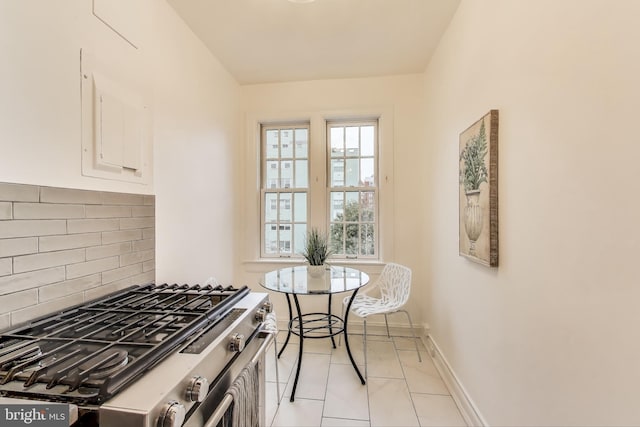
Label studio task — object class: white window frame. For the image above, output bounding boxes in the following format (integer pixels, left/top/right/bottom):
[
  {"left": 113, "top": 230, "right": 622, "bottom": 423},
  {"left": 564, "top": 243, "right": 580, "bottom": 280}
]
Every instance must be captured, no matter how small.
[{"left": 243, "top": 108, "right": 394, "bottom": 267}]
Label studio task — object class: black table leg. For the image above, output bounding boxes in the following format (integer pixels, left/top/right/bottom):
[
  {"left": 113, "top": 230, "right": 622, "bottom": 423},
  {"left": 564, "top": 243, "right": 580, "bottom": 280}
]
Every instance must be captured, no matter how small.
[
  {"left": 290, "top": 294, "right": 304, "bottom": 402},
  {"left": 343, "top": 288, "right": 366, "bottom": 385},
  {"left": 278, "top": 293, "right": 293, "bottom": 358},
  {"left": 328, "top": 294, "right": 336, "bottom": 349}
]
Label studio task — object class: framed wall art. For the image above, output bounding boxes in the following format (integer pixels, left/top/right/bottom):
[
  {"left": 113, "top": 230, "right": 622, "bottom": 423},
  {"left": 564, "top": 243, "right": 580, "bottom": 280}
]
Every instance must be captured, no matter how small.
[{"left": 459, "top": 110, "right": 499, "bottom": 267}]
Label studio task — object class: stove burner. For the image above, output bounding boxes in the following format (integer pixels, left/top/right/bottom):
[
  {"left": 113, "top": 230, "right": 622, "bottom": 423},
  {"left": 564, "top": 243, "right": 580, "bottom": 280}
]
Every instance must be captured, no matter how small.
[
  {"left": 0, "top": 283, "right": 251, "bottom": 405},
  {"left": 79, "top": 349, "right": 129, "bottom": 380}
]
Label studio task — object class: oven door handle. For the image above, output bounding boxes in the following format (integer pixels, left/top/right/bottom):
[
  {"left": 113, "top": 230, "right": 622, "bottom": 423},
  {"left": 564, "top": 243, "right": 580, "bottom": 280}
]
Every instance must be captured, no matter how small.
[
  {"left": 204, "top": 393, "right": 234, "bottom": 427},
  {"left": 202, "top": 331, "right": 274, "bottom": 427},
  {"left": 251, "top": 330, "right": 274, "bottom": 365}
]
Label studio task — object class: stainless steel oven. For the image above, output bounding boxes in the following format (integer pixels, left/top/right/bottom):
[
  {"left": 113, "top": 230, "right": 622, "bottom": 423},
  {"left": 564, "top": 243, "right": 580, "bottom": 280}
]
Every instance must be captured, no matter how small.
[{"left": 0, "top": 283, "right": 273, "bottom": 427}]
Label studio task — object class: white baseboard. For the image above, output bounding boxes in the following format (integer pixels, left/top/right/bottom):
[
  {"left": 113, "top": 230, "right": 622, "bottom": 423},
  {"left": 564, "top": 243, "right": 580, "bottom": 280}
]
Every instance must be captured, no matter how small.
[{"left": 424, "top": 334, "right": 488, "bottom": 427}]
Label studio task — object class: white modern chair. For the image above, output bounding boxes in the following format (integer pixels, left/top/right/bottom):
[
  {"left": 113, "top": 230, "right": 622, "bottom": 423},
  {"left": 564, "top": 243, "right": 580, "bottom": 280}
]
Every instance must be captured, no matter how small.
[{"left": 342, "top": 262, "right": 422, "bottom": 378}]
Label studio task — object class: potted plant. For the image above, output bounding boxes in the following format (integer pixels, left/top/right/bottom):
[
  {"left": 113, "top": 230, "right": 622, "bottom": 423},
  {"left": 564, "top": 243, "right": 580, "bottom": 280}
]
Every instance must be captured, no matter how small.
[{"left": 300, "top": 227, "right": 332, "bottom": 277}]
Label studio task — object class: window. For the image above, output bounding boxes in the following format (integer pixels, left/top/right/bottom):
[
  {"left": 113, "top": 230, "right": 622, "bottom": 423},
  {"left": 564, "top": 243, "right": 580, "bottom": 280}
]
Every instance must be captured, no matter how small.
[
  {"left": 259, "top": 118, "right": 380, "bottom": 261},
  {"left": 261, "top": 125, "right": 309, "bottom": 258},
  {"left": 328, "top": 121, "right": 378, "bottom": 258}
]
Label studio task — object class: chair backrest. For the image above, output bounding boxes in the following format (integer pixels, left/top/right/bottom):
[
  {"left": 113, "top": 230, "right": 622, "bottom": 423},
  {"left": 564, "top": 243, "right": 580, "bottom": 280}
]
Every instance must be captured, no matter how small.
[{"left": 377, "top": 263, "right": 412, "bottom": 308}]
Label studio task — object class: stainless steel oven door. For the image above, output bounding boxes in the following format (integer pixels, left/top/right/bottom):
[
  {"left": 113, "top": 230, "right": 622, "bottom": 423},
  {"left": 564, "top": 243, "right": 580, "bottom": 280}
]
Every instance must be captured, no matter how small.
[{"left": 184, "top": 331, "right": 274, "bottom": 427}]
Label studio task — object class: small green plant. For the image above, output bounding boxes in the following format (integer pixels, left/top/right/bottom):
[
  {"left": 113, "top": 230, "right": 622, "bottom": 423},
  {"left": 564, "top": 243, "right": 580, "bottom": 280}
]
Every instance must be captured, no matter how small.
[
  {"left": 301, "top": 228, "right": 332, "bottom": 266},
  {"left": 459, "top": 120, "right": 488, "bottom": 192}
]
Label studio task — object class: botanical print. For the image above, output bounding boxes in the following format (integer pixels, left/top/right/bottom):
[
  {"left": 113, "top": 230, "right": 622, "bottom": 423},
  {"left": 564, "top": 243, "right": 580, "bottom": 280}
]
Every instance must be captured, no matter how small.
[{"left": 459, "top": 110, "right": 498, "bottom": 267}]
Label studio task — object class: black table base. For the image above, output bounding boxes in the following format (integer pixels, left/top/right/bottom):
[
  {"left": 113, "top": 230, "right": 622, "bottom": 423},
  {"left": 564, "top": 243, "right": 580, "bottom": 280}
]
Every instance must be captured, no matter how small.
[{"left": 278, "top": 290, "right": 365, "bottom": 401}]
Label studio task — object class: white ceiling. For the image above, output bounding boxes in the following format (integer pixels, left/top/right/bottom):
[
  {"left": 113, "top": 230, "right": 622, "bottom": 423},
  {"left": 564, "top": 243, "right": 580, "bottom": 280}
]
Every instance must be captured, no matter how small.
[{"left": 166, "top": 0, "right": 461, "bottom": 85}]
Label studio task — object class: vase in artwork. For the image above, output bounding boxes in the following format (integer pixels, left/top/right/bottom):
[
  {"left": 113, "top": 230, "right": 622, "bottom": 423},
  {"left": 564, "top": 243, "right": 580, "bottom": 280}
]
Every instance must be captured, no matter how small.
[{"left": 464, "top": 190, "right": 483, "bottom": 255}]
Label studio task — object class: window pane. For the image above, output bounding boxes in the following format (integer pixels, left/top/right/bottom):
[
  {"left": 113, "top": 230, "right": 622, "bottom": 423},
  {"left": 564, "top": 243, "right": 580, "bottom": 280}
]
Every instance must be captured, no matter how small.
[
  {"left": 295, "top": 129, "right": 308, "bottom": 158},
  {"left": 361, "top": 126, "right": 374, "bottom": 156},
  {"left": 266, "top": 130, "right": 279, "bottom": 159},
  {"left": 360, "top": 223, "right": 375, "bottom": 255},
  {"left": 265, "top": 193, "right": 277, "bottom": 222},
  {"left": 281, "top": 160, "right": 293, "bottom": 188},
  {"left": 330, "top": 223, "right": 344, "bottom": 255},
  {"left": 345, "top": 192, "right": 359, "bottom": 221},
  {"left": 280, "top": 225, "right": 292, "bottom": 254},
  {"left": 265, "top": 226, "right": 278, "bottom": 254},
  {"left": 361, "top": 158, "right": 375, "bottom": 186},
  {"left": 345, "top": 126, "right": 359, "bottom": 157},
  {"left": 360, "top": 192, "right": 375, "bottom": 221},
  {"left": 279, "top": 193, "right": 292, "bottom": 221},
  {"left": 345, "top": 224, "right": 358, "bottom": 255},
  {"left": 330, "top": 191, "right": 344, "bottom": 221},
  {"left": 281, "top": 129, "right": 293, "bottom": 158},
  {"left": 294, "top": 193, "right": 307, "bottom": 222},
  {"left": 295, "top": 160, "right": 308, "bottom": 188},
  {"left": 293, "top": 223, "right": 307, "bottom": 255},
  {"left": 331, "top": 159, "right": 344, "bottom": 186},
  {"left": 266, "top": 161, "right": 279, "bottom": 189},
  {"left": 345, "top": 158, "right": 359, "bottom": 187},
  {"left": 330, "top": 127, "right": 344, "bottom": 158}
]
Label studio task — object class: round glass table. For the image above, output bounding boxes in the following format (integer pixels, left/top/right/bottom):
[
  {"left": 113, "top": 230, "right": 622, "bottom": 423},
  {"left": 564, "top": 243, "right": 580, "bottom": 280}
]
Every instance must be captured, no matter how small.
[{"left": 260, "top": 265, "right": 369, "bottom": 401}]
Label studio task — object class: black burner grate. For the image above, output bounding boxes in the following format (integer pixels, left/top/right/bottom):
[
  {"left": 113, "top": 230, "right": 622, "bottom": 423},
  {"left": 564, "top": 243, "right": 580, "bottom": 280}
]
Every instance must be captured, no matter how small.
[{"left": 0, "top": 283, "right": 249, "bottom": 405}]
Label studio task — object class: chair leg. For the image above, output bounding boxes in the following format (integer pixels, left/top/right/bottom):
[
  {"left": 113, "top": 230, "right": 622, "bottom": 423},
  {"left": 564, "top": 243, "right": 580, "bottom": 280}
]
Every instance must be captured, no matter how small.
[
  {"left": 338, "top": 302, "right": 345, "bottom": 346},
  {"left": 400, "top": 310, "right": 422, "bottom": 362},
  {"left": 363, "top": 317, "right": 368, "bottom": 379},
  {"left": 383, "top": 313, "right": 391, "bottom": 338}
]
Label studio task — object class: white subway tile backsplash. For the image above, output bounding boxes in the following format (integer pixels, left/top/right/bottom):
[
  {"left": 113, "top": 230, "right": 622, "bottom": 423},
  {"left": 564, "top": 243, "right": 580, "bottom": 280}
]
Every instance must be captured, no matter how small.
[
  {"left": 84, "top": 279, "right": 134, "bottom": 301},
  {"left": 0, "top": 182, "right": 39, "bottom": 202},
  {"left": 39, "top": 274, "right": 102, "bottom": 302},
  {"left": 0, "top": 182, "right": 154, "bottom": 325},
  {"left": 67, "top": 219, "right": 119, "bottom": 234},
  {"left": 0, "top": 237, "right": 38, "bottom": 258},
  {"left": 40, "top": 186, "right": 102, "bottom": 205},
  {"left": 102, "top": 229, "right": 142, "bottom": 245},
  {"left": 102, "top": 263, "right": 143, "bottom": 284},
  {"left": 143, "top": 259, "right": 155, "bottom": 272},
  {"left": 101, "top": 192, "right": 144, "bottom": 206},
  {"left": 120, "top": 217, "right": 154, "bottom": 230},
  {"left": 0, "top": 258, "right": 11, "bottom": 276},
  {"left": 132, "top": 206, "right": 154, "bottom": 217},
  {"left": 0, "top": 220, "right": 66, "bottom": 238},
  {"left": 0, "top": 267, "right": 66, "bottom": 294},
  {"left": 39, "top": 233, "right": 101, "bottom": 252},
  {"left": 14, "top": 203, "right": 85, "bottom": 219},
  {"left": 14, "top": 249, "right": 85, "bottom": 274},
  {"left": 66, "top": 256, "right": 120, "bottom": 280},
  {"left": 11, "top": 293, "right": 84, "bottom": 326},
  {"left": 120, "top": 249, "right": 154, "bottom": 267},
  {"left": 142, "top": 228, "right": 155, "bottom": 240},
  {"left": 0, "top": 313, "right": 10, "bottom": 331},
  {"left": 132, "top": 239, "right": 154, "bottom": 251},
  {"left": 86, "top": 205, "right": 132, "bottom": 218},
  {"left": 0, "top": 289, "right": 38, "bottom": 312},
  {"left": 86, "top": 242, "right": 132, "bottom": 261},
  {"left": 0, "top": 202, "right": 11, "bottom": 219}
]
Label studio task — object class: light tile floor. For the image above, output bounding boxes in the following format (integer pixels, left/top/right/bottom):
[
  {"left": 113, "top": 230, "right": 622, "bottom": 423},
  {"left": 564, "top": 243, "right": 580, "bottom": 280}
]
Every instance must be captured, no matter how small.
[{"left": 264, "top": 331, "right": 467, "bottom": 427}]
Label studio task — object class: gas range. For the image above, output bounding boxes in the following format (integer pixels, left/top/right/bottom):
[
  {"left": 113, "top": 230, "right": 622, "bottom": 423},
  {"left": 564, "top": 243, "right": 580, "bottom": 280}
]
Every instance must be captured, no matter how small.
[{"left": 0, "top": 283, "right": 272, "bottom": 427}]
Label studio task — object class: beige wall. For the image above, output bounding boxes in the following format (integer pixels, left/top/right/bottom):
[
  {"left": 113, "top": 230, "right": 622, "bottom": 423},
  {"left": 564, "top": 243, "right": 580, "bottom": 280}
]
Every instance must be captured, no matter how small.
[
  {"left": 238, "top": 75, "right": 428, "bottom": 327},
  {"left": 151, "top": 1, "right": 241, "bottom": 285},
  {"left": 423, "top": 0, "right": 640, "bottom": 425},
  {"left": 0, "top": 1, "right": 241, "bottom": 287}
]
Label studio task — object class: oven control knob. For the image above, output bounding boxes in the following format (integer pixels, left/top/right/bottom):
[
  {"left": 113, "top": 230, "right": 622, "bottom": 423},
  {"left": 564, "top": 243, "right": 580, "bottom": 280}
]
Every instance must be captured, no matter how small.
[
  {"left": 158, "top": 401, "right": 185, "bottom": 427},
  {"left": 187, "top": 376, "right": 209, "bottom": 402},
  {"left": 229, "top": 333, "right": 245, "bottom": 352},
  {"left": 255, "top": 308, "right": 267, "bottom": 323},
  {"left": 262, "top": 301, "right": 273, "bottom": 313}
]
